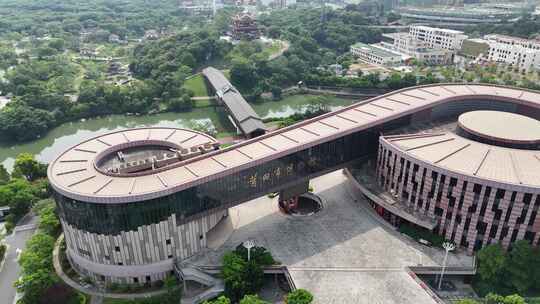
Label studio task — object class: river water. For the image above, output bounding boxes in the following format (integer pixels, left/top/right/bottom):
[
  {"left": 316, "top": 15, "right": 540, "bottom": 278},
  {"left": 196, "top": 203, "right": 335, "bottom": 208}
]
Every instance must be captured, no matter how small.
[{"left": 0, "top": 95, "right": 361, "bottom": 170}]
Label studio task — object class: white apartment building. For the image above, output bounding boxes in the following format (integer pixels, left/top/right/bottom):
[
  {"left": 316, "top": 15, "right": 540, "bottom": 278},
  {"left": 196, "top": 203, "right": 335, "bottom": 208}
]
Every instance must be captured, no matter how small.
[
  {"left": 485, "top": 34, "right": 540, "bottom": 50},
  {"left": 382, "top": 32, "right": 453, "bottom": 65},
  {"left": 410, "top": 25, "right": 468, "bottom": 52},
  {"left": 481, "top": 34, "right": 540, "bottom": 72},
  {"left": 350, "top": 42, "right": 404, "bottom": 66}
]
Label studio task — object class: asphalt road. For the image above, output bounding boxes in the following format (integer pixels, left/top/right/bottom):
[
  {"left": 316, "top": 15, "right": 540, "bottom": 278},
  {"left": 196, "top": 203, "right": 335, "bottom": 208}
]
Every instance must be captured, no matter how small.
[{"left": 0, "top": 214, "right": 38, "bottom": 304}]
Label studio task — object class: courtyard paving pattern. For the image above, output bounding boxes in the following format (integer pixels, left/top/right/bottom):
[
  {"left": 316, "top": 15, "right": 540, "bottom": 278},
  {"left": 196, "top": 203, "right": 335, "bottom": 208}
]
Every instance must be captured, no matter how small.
[{"left": 191, "top": 170, "right": 473, "bottom": 304}]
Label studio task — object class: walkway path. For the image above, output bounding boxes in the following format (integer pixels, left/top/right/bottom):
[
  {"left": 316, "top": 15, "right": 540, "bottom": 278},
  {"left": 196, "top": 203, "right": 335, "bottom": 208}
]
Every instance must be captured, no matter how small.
[{"left": 0, "top": 213, "right": 39, "bottom": 304}]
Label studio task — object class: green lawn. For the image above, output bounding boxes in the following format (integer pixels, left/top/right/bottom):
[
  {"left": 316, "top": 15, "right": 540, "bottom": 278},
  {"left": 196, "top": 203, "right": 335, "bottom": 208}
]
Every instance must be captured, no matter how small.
[
  {"left": 183, "top": 70, "right": 231, "bottom": 96},
  {"left": 183, "top": 74, "right": 209, "bottom": 96}
]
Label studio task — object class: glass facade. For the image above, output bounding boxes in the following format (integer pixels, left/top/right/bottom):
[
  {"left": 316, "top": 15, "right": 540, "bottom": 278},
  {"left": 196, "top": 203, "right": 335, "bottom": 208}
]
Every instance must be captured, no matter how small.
[{"left": 55, "top": 117, "right": 412, "bottom": 235}]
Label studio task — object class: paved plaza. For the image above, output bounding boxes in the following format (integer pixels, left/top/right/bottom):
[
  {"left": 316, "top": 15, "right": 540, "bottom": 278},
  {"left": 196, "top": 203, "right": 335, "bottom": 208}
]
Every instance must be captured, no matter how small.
[{"left": 192, "top": 170, "right": 474, "bottom": 304}]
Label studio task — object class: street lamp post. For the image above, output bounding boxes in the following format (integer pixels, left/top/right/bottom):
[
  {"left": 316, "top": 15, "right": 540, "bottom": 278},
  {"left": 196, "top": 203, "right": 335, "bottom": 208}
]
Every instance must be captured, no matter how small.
[
  {"left": 243, "top": 240, "right": 256, "bottom": 261},
  {"left": 438, "top": 242, "right": 456, "bottom": 290}
]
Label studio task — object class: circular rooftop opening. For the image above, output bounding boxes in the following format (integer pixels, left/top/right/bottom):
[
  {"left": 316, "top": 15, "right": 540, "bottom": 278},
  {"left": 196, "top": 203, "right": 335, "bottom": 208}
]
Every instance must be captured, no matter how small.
[
  {"left": 96, "top": 143, "right": 181, "bottom": 175},
  {"left": 457, "top": 111, "right": 540, "bottom": 150},
  {"left": 92, "top": 132, "right": 219, "bottom": 177}
]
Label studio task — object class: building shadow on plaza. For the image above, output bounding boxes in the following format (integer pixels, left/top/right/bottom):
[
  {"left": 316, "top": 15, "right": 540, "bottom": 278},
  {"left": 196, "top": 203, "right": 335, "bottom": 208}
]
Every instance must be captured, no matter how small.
[{"left": 191, "top": 171, "right": 473, "bottom": 269}]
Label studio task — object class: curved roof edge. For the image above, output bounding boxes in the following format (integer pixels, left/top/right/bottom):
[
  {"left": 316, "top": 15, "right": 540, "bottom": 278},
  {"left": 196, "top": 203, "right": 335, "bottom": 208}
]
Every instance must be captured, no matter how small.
[{"left": 48, "top": 84, "right": 540, "bottom": 203}]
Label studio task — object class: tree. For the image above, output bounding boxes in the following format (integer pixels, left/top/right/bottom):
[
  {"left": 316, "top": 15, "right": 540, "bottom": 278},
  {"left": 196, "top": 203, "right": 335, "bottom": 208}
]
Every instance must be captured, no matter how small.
[
  {"left": 500, "top": 294, "right": 527, "bottom": 304},
  {"left": 271, "top": 86, "right": 282, "bottom": 100},
  {"left": 456, "top": 300, "right": 480, "bottom": 304},
  {"left": 222, "top": 252, "right": 249, "bottom": 302},
  {"left": 0, "top": 164, "right": 10, "bottom": 185},
  {"left": 168, "top": 94, "right": 194, "bottom": 112},
  {"left": 36, "top": 46, "right": 58, "bottom": 59},
  {"left": 15, "top": 233, "right": 58, "bottom": 304},
  {"left": 532, "top": 249, "right": 540, "bottom": 291},
  {"left": 48, "top": 39, "right": 65, "bottom": 51},
  {"left": 267, "top": 26, "right": 281, "bottom": 39},
  {"left": 385, "top": 73, "right": 416, "bottom": 90},
  {"left": 286, "top": 289, "right": 314, "bottom": 304},
  {"left": 203, "top": 296, "right": 231, "bottom": 304},
  {"left": 0, "top": 104, "right": 56, "bottom": 142},
  {"left": 0, "top": 179, "right": 39, "bottom": 222},
  {"left": 222, "top": 249, "right": 267, "bottom": 303},
  {"left": 38, "top": 202, "right": 60, "bottom": 237},
  {"left": 234, "top": 244, "right": 275, "bottom": 266},
  {"left": 162, "top": 275, "right": 179, "bottom": 304},
  {"left": 505, "top": 240, "right": 535, "bottom": 294},
  {"left": 477, "top": 244, "right": 506, "bottom": 285},
  {"left": 240, "top": 295, "right": 269, "bottom": 304},
  {"left": 485, "top": 293, "right": 526, "bottom": 304},
  {"left": 244, "top": 260, "right": 264, "bottom": 295},
  {"left": 13, "top": 153, "right": 48, "bottom": 181},
  {"left": 231, "top": 58, "right": 258, "bottom": 91}
]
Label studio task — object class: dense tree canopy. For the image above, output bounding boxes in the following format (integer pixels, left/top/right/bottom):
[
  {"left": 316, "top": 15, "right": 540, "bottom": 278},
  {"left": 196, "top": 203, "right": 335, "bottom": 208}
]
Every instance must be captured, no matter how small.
[
  {"left": 13, "top": 153, "right": 48, "bottom": 181},
  {"left": 477, "top": 243, "right": 506, "bottom": 285},
  {"left": 15, "top": 233, "right": 58, "bottom": 304},
  {"left": 221, "top": 245, "right": 276, "bottom": 303},
  {"left": 286, "top": 289, "right": 314, "bottom": 304},
  {"left": 203, "top": 296, "right": 232, "bottom": 304},
  {"left": 239, "top": 295, "right": 270, "bottom": 304},
  {"left": 0, "top": 104, "right": 55, "bottom": 141},
  {"left": 457, "top": 293, "right": 527, "bottom": 304},
  {"left": 504, "top": 241, "right": 536, "bottom": 294},
  {"left": 0, "top": 0, "right": 202, "bottom": 39},
  {"left": 475, "top": 242, "right": 540, "bottom": 297},
  {"left": 0, "top": 178, "right": 39, "bottom": 220}
]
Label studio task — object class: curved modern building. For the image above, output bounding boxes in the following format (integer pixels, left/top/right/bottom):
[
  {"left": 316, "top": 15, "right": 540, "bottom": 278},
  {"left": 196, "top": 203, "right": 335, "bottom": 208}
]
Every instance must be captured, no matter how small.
[
  {"left": 375, "top": 110, "right": 540, "bottom": 252},
  {"left": 49, "top": 84, "right": 540, "bottom": 284},
  {"left": 49, "top": 128, "right": 227, "bottom": 284}
]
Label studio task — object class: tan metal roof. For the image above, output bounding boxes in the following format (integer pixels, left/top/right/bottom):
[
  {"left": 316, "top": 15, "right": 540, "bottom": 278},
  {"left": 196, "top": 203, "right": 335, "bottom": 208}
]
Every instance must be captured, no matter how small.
[
  {"left": 48, "top": 128, "right": 218, "bottom": 200},
  {"left": 383, "top": 131, "right": 540, "bottom": 188},
  {"left": 458, "top": 110, "right": 540, "bottom": 145},
  {"left": 48, "top": 84, "right": 540, "bottom": 203}
]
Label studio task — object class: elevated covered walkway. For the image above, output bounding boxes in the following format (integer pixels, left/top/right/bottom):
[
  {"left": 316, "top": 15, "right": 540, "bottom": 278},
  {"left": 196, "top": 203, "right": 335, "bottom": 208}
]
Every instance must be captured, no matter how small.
[{"left": 202, "top": 67, "right": 265, "bottom": 138}]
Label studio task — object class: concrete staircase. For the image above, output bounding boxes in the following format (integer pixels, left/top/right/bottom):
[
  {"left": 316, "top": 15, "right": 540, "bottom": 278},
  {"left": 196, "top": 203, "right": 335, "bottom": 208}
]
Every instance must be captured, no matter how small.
[
  {"left": 174, "top": 263, "right": 225, "bottom": 304},
  {"left": 182, "top": 280, "right": 225, "bottom": 304}
]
